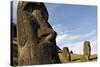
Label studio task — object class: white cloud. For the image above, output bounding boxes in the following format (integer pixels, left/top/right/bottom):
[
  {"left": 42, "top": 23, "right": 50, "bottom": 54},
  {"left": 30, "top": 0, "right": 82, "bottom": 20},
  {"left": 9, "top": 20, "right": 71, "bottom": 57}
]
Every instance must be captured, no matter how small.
[
  {"left": 53, "top": 24, "right": 97, "bottom": 54},
  {"left": 56, "top": 34, "right": 79, "bottom": 45},
  {"left": 68, "top": 40, "right": 98, "bottom": 54},
  {"left": 90, "top": 40, "right": 98, "bottom": 54},
  {"left": 82, "top": 30, "right": 96, "bottom": 39},
  {"left": 56, "top": 34, "right": 67, "bottom": 41},
  {"left": 68, "top": 42, "right": 83, "bottom": 54}
]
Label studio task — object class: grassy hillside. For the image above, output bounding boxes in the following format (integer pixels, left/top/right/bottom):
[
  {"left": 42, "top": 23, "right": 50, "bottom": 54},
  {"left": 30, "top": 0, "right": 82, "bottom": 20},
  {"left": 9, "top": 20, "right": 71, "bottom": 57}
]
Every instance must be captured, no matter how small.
[{"left": 58, "top": 52, "right": 97, "bottom": 63}]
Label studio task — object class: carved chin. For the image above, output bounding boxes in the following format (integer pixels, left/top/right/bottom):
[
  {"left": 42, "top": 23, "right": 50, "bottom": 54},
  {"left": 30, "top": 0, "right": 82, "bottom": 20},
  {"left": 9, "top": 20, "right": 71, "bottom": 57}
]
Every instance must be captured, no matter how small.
[{"left": 44, "top": 34, "right": 54, "bottom": 42}]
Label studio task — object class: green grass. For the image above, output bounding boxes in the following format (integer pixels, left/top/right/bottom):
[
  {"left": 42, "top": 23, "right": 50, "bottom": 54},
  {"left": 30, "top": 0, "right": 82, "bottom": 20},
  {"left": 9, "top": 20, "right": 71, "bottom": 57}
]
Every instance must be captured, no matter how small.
[{"left": 58, "top": 52, "right": 97, "bottom": 63}]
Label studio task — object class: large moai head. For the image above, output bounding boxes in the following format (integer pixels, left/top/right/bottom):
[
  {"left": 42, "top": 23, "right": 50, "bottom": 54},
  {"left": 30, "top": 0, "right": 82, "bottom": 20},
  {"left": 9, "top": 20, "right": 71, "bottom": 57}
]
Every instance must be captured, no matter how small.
[
  {"left": 17, "top": 1, "right": 60, "bottom": 65},
  {"left": 62, "top": 47, "right": 71, "bottom": 62},
  {"left": 17, "top": 1, "right": 56, "bottom": 47},
  {"left": 83, "top": 41, "right": 91, "bottom": 61}
]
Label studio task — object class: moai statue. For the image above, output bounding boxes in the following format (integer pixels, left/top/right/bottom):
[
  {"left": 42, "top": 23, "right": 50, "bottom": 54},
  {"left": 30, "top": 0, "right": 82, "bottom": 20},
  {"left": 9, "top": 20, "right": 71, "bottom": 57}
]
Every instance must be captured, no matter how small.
[
  {"left": 70, "top": 50, "right": 73, "bottom": 54},
  {"left": 83, "top": 41, "right": 91, "bottom": 61},
  {"left": 62, "top": 47, "right": 71, "bottom": 62},
  {"left": 17, "top": 1, "right": 60, "bottom": 65}
]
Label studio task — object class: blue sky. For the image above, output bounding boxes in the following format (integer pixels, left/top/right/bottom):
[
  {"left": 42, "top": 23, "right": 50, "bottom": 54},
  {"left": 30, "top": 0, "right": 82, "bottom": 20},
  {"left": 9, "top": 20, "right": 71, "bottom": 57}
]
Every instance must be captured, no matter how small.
[{"left": 12, "top": 1, "right": 97, "bottom": 54}]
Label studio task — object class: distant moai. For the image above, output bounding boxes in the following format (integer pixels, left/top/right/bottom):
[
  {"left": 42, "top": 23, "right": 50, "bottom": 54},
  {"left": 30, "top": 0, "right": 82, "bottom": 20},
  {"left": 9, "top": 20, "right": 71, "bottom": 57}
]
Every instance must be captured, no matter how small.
[
  {"left": 62, "top": 47, "right": 71, "bottom": 62},
  {"left": 82, "top": 41, "right": 91, "bottom": 61},
  {"left": 17, "top": 1, "right": 60, "bottom": 65},
  {"left": 70, "top": 50, "right": 73, "bottom": 54}
]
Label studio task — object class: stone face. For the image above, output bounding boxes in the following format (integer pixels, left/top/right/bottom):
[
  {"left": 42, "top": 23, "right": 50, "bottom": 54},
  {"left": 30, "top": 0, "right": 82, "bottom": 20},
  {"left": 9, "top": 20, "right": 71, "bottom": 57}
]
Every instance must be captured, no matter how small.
[
  {"left": 62, "top": 47, "right": 71, "bottom": 62},
  {"left": 83, "top": 41, "right": 91, "bottom": 61},
  {"left": 17, "top": 1, "right": 60, "bottom": 65}
]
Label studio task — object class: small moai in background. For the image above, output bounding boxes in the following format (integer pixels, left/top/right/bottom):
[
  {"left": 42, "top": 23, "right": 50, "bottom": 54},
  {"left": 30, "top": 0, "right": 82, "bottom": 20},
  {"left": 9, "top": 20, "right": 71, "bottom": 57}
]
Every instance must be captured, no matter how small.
[
  {"left": 70, "top": 50, "right": 73, "bottom": 54},
  {"left": 62, "top": 47, "right": 71, "bottom": 62},
  {"left": 82, "top": 41, "right": 91, "bottom": 61}
]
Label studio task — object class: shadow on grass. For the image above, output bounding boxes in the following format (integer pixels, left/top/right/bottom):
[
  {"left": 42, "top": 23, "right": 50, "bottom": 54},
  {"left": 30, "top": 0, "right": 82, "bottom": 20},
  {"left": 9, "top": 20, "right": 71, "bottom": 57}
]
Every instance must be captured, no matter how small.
[
  {"left": 71, "top": 58, "right": 80, "bottom": 61},
  {"left": 89, "top": 57, "right": 97, "bottom": 61}
]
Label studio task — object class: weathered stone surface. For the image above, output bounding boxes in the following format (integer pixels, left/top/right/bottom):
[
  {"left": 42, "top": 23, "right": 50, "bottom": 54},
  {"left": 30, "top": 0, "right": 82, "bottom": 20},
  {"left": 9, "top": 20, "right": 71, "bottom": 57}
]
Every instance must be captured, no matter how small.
[
  {"left": 17, "top": 1, "right": 60, "bottom": 65},
  {"left": 11, "top": 22, "right": 18, "bottom": 66},
  {"left": 62, "top": 47, "right": 71, "bottom": 62},
  {"left": 83, "top": 41, "right": 91, "bottom": 61}
]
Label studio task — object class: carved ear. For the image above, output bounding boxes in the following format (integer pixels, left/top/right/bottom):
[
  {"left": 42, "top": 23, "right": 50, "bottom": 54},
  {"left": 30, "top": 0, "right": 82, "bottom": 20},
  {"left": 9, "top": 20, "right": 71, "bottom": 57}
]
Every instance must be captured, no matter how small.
[
  {"left": 17, "top": 2, "right": 31, "bottom": 47},
  {"left": 17, "top": 6, "right": 27, "bottom": 47}
]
